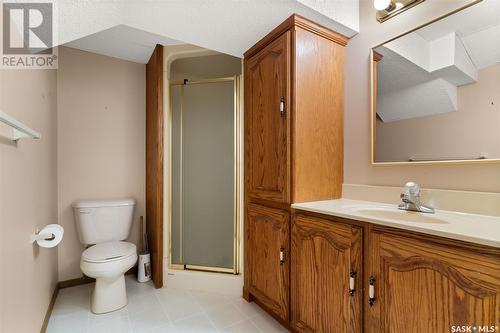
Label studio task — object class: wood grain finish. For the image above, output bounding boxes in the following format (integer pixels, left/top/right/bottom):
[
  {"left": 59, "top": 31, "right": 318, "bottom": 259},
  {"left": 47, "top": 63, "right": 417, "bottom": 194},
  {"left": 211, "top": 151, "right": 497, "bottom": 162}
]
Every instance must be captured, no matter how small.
[
  {"left": 243, "top": 14, "right": 348, "bottom": 327},
  {"left": 146, "top": 44, "right": 164, "bottom": 289},
  {"left": 245, "top": 31, "right": 291, "bottom": 204},
  {"left": 246, "top": 203, "right": 290, "bottom": 321},
  {"left": 244, "top": 14, "right": 348, "bottom": 59},
  {"left": 291, "top": 213, "right": 362, "bottom": 333},
  {"left": 366, "top": 228, "right": 500, "bottom": 333},
  {"left": 292, "top": 27, "right": 344, "bottom": 203}
]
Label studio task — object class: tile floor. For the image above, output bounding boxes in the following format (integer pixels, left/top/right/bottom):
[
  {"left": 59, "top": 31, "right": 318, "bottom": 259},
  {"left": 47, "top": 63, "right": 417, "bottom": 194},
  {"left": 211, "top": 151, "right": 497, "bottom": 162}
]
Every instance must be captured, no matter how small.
[{"left": 47, "top": 276, "right": 288, "bottom": 333}]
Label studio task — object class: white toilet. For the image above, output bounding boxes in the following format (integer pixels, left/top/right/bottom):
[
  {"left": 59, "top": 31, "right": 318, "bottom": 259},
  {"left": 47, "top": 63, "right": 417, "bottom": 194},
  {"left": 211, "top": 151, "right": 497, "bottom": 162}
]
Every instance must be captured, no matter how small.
[{"left": 73, "top": 198, "right": 138, "bottom": 314}]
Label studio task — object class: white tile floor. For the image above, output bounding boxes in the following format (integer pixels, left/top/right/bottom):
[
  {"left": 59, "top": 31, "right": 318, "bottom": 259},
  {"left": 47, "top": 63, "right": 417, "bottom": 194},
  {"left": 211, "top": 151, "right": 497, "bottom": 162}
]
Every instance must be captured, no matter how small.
[{"left": 47, "top": 276, "right": 288, "bottom": 333}]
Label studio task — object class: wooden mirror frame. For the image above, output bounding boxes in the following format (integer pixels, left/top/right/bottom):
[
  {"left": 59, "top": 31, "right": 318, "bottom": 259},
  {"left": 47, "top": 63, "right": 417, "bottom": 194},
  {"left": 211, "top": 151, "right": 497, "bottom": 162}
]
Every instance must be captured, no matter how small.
[{"left": 370, "top": 0, "right": 500, "bottom": 166}]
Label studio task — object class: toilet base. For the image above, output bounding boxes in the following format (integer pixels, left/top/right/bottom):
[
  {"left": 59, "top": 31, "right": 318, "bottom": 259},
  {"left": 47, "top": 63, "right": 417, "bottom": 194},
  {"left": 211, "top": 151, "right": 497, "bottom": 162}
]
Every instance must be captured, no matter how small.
[{"left": 91, "top": 274, "right": 127, "bottom": 314}]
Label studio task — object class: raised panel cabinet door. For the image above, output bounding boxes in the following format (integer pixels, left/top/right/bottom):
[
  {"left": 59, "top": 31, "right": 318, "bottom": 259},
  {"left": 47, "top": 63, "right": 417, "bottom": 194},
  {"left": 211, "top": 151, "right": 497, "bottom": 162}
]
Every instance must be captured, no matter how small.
[
  {"left": 366, "top": 229, "right": 500, "bottom": 333},
  {"left": 291, "top": 214, "right": 362, "bottom": 333},
  {"left": 244, "top": 31, "right": 291, "bottom": 204},
  {"left": 246, "top": 203, "right": 290, "bottom": 321}
]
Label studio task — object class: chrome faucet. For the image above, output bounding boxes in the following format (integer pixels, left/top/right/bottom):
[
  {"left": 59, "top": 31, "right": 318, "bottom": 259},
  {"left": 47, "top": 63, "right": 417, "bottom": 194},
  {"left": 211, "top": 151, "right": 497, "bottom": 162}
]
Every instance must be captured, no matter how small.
[{"left": 398, "top": 182, "right": 435, "bottom": 214}]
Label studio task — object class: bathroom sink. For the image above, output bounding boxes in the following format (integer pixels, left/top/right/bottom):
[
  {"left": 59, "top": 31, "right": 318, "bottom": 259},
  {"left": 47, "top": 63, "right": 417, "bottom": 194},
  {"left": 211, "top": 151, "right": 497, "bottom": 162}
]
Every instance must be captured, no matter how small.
[{"left": 353, "top": 207, "right": 449, "bottom": 224}]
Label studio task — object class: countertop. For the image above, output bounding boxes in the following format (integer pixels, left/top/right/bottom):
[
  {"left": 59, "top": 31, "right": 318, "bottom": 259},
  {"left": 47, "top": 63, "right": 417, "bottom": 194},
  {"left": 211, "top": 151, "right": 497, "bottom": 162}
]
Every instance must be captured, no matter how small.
[{"left": 292, "top": 199, "right": 500, "bottom": 248}]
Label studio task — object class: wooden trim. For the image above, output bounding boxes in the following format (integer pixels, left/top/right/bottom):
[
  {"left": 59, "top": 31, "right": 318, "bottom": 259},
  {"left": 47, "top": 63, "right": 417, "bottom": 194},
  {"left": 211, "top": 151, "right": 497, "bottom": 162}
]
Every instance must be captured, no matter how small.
[
  {"left": 244, "top": 14, "right": 349, "bottom": 58},
  {"left": 40, "top": 285, "right": 58, "bottom": 333},
  {"left": 146, "top": 44, "right": 164, "bottom": 288},
  {"left": 370, "top": 224, "right": 500, "bottom": 257},
  {"left": 58, "top": 276, "right": 94, "bottom": 289},
  {"left": 293, "top": 14, "right": 349, "bottom": 46},
  {"left": 58, "top": 267, "right": 138, "bottom": 289}
]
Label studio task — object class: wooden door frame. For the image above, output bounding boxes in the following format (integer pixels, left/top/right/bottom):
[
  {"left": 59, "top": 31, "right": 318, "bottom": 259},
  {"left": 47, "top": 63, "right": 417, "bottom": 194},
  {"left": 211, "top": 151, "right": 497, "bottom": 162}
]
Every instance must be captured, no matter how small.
[{"left": 146, "top": 44, "right": 164, "bottom": 288}]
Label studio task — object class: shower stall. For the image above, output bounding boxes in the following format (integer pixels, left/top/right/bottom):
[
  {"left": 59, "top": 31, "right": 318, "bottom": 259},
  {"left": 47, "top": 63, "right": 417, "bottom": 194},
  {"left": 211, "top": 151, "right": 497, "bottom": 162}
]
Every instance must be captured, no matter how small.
[{"left": 169, "top": 76, "right": 240, "bottom": 274}]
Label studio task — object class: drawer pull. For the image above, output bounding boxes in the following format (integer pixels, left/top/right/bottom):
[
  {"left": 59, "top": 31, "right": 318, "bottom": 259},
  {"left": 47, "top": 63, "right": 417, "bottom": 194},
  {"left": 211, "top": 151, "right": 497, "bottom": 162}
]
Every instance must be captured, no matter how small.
[
  {"left": 369, "top": 276, "right": 376, "bottom": 306},
  {"left": 279, "top": 97, "right": 286, "bottom": 117},
  {"left": 279, "top": 247, "right": 285, "bottom": 265},
  {"left": 349, "top": 271, "right": 356, "bottom": 296}
]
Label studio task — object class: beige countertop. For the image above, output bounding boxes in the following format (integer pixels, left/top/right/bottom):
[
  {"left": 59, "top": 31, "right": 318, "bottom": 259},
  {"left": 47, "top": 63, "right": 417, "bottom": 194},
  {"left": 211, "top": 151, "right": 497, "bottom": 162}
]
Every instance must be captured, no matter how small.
[{"left": 292, "top": 198, "right": 500, "bottom": 248}]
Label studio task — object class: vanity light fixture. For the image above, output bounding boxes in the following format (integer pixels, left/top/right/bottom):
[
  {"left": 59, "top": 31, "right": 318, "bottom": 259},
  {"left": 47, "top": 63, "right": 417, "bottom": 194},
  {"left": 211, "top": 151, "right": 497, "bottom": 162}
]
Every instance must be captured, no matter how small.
[{"left": 374, "top": 0, "right": 425, "bottom": 22}]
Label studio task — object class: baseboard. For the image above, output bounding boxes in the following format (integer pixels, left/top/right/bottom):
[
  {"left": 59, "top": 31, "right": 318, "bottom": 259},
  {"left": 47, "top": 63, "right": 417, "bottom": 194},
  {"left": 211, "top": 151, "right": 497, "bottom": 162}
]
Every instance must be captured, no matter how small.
[
  {"left": 40, "top": 285, "right": 59, "bottom": 333},
  {"left": 58, "top": 266, "right": 138, "bottom": 289}
]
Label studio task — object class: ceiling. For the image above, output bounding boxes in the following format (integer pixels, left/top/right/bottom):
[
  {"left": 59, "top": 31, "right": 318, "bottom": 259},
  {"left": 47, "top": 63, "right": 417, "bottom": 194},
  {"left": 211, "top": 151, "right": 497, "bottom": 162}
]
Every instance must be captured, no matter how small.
[
  {"left": 64, "top": 26, "right": 184, "bottom": 64},
  {"left": 58, "top": 0, "right": 359, "bottom": 63}
]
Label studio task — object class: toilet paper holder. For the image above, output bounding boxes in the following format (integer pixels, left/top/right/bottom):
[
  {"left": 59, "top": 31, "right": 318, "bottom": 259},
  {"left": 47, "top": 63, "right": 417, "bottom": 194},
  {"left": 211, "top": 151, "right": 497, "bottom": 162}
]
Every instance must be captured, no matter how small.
[
  {"left": 31, "top": 228, "right": 55, "bottom": 243},
  {"left": 31, "top": 224, "right": 64, "bottom": 248}
]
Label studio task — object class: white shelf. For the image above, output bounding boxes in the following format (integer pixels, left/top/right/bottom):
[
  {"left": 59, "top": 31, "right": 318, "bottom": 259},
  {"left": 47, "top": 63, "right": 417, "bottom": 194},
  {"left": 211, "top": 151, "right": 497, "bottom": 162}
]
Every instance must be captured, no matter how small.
[{"left": 0, "top": 110, "right": 41, "bottom": 141}]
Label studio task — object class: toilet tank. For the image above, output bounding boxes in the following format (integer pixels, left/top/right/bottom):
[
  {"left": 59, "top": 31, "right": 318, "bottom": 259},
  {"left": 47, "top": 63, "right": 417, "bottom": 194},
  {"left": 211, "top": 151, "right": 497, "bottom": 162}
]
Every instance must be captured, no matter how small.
[{"left": 72, "top": 198, "right": 136, "bottom": 245}]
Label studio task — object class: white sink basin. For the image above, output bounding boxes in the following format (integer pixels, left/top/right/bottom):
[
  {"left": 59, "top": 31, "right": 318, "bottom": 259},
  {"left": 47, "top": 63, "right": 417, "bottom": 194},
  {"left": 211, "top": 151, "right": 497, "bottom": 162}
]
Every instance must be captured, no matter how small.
[{"left": 354, "top": 208, "right": 449, "bottom": 224}]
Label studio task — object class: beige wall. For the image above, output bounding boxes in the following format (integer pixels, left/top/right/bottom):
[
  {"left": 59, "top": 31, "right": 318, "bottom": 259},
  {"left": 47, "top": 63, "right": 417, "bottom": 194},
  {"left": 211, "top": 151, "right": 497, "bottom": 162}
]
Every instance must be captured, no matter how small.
[
  {"left": 0, "top": 69, "right": 58, "bottom": 332},
  {"left": 344, "top": 0, "right": 500, "bottom": 192},
  {"left": 376, "top": 64, "right": 500, "bottom": 162},
  {"left": 171, "top": 54, "right": 242, "bottom": 81},
  {"left": 57, "top": 47, "right": 145, "bottom": 281}
]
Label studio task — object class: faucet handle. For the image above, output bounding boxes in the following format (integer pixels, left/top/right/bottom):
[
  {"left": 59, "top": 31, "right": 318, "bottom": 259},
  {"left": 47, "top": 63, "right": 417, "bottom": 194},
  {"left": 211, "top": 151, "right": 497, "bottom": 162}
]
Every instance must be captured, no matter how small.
[{"left": 404, "top": 182, "right": 420, "bottom": 195}]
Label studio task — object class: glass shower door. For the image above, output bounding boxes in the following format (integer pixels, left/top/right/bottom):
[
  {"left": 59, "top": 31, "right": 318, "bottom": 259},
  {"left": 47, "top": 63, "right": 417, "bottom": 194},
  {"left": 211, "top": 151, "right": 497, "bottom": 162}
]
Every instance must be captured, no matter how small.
[{"left": 171, "top": 78, "right": 237, "bottom": 272}]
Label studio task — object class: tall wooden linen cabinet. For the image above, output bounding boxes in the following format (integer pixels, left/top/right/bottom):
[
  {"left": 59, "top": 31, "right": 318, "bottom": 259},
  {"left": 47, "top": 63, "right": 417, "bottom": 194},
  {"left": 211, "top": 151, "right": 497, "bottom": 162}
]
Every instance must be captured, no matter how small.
[{"left": 243, "top": 14, "right": 348, "bottom": 327}]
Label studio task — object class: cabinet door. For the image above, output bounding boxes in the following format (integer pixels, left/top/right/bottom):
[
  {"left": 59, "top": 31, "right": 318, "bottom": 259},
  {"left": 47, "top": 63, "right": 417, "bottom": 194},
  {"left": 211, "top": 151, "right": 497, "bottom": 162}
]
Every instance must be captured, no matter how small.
[
  {"left": 246, "top": 204, "right": 289, "bottom": 321},
  {"left": 244, "top": 31, "right": 291, "bottom": 204},
  {"left": 366, "top": 229, "right": 500, "bottom": 333},
  {"left": 291, "top": 214, "right": 362, "bottom": 333}
]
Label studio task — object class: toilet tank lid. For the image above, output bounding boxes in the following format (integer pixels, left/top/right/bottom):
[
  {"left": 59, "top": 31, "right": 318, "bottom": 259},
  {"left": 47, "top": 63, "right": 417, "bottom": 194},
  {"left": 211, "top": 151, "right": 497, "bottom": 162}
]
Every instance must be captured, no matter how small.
[{"left": 72, "top": 198, "right": 136, "bottom": 208}]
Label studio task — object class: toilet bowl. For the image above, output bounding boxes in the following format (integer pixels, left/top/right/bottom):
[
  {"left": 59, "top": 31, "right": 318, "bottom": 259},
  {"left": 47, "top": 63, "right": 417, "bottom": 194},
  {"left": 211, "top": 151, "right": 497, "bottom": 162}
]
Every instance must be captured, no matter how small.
[
  {"left": 80, "top": 241, "right": 137, "bottom": 314},
  {"left": 73, "top": 198, "right": 137, "bottom": 314}
]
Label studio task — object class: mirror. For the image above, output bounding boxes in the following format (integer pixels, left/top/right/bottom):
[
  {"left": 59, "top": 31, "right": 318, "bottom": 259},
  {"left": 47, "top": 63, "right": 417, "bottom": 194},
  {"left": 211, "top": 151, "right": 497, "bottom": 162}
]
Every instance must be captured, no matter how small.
[{"left": 371, "top": 0, "right": 500, "bottom": 164}]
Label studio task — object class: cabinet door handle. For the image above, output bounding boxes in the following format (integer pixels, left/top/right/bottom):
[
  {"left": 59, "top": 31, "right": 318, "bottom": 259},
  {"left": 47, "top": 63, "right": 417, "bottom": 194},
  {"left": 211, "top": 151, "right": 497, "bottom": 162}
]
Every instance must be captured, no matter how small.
[
  {"left": 368, "top": 276, "right": 376, "bottom": 306},
  {"left": 279, "top": 97, "right": 286, "bottom": 117},
  {"left": 349, "top": 271, "right": 356, "bottom": 296},
  {"left": 279, "top": 247, "right": 285, "bottom": 265}
]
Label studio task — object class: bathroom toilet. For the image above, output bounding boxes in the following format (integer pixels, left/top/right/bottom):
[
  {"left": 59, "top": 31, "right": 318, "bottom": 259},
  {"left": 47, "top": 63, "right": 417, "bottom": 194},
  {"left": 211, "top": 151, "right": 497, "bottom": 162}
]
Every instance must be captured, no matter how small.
[{"left": 73, "top": 199, "right": 137, "bottom": 314}]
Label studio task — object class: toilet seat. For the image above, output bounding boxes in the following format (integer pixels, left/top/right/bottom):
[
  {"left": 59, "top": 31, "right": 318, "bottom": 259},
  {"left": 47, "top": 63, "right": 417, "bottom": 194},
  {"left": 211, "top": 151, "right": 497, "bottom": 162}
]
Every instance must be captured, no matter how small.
[{"left": 82, "top": 241, "right": 136, "bottom": 263}]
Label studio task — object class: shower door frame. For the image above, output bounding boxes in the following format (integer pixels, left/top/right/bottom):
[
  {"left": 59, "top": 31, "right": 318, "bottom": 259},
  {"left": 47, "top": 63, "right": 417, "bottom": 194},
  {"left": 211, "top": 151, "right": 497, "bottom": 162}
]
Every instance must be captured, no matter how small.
[{"left": 168, "top": 76, "right": 241, "bottom": 275}]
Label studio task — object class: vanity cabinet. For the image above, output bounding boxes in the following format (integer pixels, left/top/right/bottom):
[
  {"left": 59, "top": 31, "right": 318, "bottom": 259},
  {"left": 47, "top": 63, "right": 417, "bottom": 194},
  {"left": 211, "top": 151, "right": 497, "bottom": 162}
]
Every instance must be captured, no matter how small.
[
  {"left": 246, "top": 204, "right": 290, "bottom": 321},
  {"left": 291, "top": 213, "right": 362, "bottom": 333},
  {"left": 366, "top": 227, "right": 500, "bottom": 332},
  {"left": 288, "top": 212, "right": 500, "bottom": 333}
]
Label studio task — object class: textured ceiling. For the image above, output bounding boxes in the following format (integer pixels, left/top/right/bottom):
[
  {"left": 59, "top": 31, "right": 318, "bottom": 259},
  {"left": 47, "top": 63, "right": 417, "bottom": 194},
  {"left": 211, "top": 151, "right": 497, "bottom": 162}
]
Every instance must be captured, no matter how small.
[
  {"left": 64, "top": 25, "right": 184, "bottom": 64},
  {"left": 58, "top": 0, "right": 359, "bottom": 63}
]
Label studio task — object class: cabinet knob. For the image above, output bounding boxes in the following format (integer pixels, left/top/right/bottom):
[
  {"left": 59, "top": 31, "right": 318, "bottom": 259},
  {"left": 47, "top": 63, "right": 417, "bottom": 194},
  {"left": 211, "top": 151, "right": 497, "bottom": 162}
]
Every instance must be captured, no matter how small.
[
  {"left": 279, "top": 97, "right": 286, "bottom": 117},
  {"left": 349, "top": 271, "right": 356, "bottom": 296},
  {"left": 368, "top": 276, "right": 376, "bottom": 306}
]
